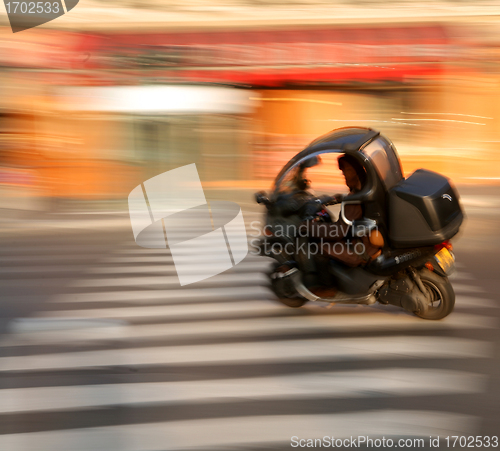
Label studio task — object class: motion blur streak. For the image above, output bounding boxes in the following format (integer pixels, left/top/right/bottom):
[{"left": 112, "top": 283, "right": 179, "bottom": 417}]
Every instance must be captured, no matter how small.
[
  {"left": 400, "top": 112, "right": 494, "bottom": 119},
  {"left": 250, "top": 98, "right": 343, "bottom": 106},
  {"left": 0, "top": 0, "right": 500, "bottom": 449},
  {"left": 392, "top": 118, "right": 487, "bottom": 126}
]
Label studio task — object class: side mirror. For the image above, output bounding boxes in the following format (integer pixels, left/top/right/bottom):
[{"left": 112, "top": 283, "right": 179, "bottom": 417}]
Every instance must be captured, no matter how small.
[
  {"left": 300, "top": 156, "right": 322, "bottom": 169},
  {"left": 255, "top": 191, "right": 271, "bottom": 207}
]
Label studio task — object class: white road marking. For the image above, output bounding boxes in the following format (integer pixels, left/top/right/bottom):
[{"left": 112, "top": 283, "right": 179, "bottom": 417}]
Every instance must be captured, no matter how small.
[
  {"left": 0, "top": 336, "right": 491, "bottom": 372},
  {"left": 27, "top": 293, "right": 500, "bottom": 322},
  {"left": 449, "top": 271, "right": 474, "bottom": 281},
  {"left": 0, "top": 245, "right": 115, "bottom": 255},
  {"left": 0, "top": 261, "right": 269, "bottom": 275},
  {"left": 0, "top": 266, "right": 93, "bottom": 274},
  {"left": 0, "top": 255, "right": 95, "bottom": 263},
  {"left": 101, "top": 256, "right": 270, "bottom": 264},
  {"left": 6, "top": 318, "right": 126, "bottom": 333},
  {"left": 0, "top": 411, "right": 478, "bottom": 450},
  {"left": 0, "top": 272, "right": 268, "bottom": 288},
  {"left": 2, "top": 313, "right": 495, "bottom": 348},
  {"left": 0, "top": 369, "right": 486, "bottom": 414},
  {"left": 112, "top": 248, "right": 172, "bottom": 255},
  {"left": 19, "top": 286, "right": 271, "bottom": 304},
  {"left": 35, "top": 300, "right": 284, "bottom": 320},
  {"left": 111, "top": 247, "right": 262, "bottom": 257},
  {"left": 455, "top": 295, "right": 498, "bottom": 308},
  {"left": 68, "top": 273, "right": 268, "bottom": 287},
  {"left": 85, "top": 261, "right": 272, "bottom": 274},
  {"left": 452, "top": 283, "right": 484, "bottom": 294}
]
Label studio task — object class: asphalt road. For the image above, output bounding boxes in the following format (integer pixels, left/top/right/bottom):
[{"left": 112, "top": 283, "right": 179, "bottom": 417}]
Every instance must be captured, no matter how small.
[{"left": 0, "top": 187, "right": 499, "bottom": 450}]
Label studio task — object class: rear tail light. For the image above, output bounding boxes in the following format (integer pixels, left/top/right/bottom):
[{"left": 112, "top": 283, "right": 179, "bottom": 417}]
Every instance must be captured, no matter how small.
[
  {"left": 425, "top": 262, "right": 435, "bottom": 271},
  {"left": 435, "top": 240, "right": 453, "bottom": 251}
]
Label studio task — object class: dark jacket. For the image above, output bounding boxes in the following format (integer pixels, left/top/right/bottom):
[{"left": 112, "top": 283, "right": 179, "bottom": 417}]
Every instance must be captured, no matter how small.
[{"left": 302, "top": 203, "right": 380, "bottom": 267}]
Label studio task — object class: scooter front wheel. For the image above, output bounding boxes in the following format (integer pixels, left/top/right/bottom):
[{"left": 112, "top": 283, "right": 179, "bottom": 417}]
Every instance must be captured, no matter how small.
[
  {"left": 414, "top": 269, "right": 455, "bottom": 320},
  {"left": 269, "top": 261, "right": 309, "bottom": 308}
]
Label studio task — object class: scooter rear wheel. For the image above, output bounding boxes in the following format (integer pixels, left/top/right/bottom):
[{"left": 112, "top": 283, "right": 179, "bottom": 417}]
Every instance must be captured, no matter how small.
[{"left": 414, "top": 268, "right": 455, "bottom": 320}]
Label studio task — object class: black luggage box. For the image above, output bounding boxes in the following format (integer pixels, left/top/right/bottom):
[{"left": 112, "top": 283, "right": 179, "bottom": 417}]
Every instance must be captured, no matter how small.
[{"left": 388, "top": 169, "right": 464, "bottom": 248}]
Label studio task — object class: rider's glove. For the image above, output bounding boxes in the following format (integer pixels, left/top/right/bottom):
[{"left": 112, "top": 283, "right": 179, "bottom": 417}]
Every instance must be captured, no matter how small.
[
  {"left": 319, "top": 194, "right": 344, "bottom": 206},
  {"left": 332, "top": 193, "right": 344, "bottom": 204}
]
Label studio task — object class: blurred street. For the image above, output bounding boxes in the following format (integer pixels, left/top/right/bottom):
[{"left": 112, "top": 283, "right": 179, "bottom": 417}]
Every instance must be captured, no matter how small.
[
  {"left": 0, "top": 186, "right": 499, "bottom": 450},
  {"left": 1, "top": 0, "right": 500, "bottom": 448}
]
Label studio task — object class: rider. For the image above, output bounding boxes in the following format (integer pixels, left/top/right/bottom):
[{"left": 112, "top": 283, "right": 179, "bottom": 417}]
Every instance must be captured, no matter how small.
[{"left": 303, "top": 154, "right": 381, "bottom": 285}]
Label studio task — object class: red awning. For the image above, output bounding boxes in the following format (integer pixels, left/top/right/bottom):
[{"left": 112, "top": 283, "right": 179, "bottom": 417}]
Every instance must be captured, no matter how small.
[{"left": 57, "top": 25, "right": 455, "bottom": 86}]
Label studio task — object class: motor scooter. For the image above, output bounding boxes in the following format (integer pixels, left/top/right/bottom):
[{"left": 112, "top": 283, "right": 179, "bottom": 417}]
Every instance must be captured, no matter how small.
[{"left": 255, "top": 127, "right": 464, "bottom": 320}]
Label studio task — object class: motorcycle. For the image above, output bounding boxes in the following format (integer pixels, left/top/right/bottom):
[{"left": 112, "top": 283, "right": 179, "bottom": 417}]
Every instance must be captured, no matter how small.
[{"left": 254, "top": 127, "right": 464, "bottom": 320}]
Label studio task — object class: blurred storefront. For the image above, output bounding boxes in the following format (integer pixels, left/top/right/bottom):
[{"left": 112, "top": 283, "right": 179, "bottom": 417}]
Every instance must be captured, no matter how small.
[{"left": 1, "top": 21, "right": 500, "bottom": 206}]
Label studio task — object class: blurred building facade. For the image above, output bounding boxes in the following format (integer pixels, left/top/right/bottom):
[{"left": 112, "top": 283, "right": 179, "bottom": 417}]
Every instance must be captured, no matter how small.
[{"left": 1, "top": 5, "right": 500, "bottom": 207}]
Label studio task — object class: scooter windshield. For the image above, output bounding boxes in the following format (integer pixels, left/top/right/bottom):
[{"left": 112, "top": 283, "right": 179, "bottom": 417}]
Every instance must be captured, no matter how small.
[
  {"left": 273, "top": 153, "right": 325, "bottom": 196},
  {"left": 272, "top": 150, "right": 340, "bottom": 196},
  {"left": 274, "top": 165, "right": 304, "bottom": 195}
]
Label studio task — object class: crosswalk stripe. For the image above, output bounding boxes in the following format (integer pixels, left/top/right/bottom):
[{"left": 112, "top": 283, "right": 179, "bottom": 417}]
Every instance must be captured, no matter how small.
[
  {"left": 3, "top": 313, "right": 495, "bottom": 348},
  {"left": 0, "top": 245, "right": 120, "bottom": 255},
  {"left": 1, "top": 272, "right": 268, "bottom": 288},
  {"left": 0, "top": 369, "right": 486, "bottom": 414},
  {"left": 0, "top": 411, "right": 478, "bottom": 450},
  {"left": 86, "top": 261, "right": 272, "bottom": 275},
  {"left": 451, "top": 283, "right": 484, "bottom": 293},
  {"left": 6, "top": 318, "right": 125, "bottom": 334},
  {"left": 110, "top": 248, "right": 175, "bottom": 255},
  {"left": 455, "top": 295, "right": 498, "bottom": 308},
  {"left": 111, "top": 248, "right": 169, "bottom": 254},
  {"left": 31, "top": 291, "right": 499, "bottom": 321},
  {"left": 111, "top": 240, "right": 258, "bottom": 252},
  {"left": 3, "top": 288, "right": 489, "bottom": 310},
  {"left": 25, "top": 291, "right": 500, "bottom": 319},
  {"left": 35, "top": 300, "right": 285, "bottom": 320},
  {"left": 88, "top": 264, "right": 472, "bottom": 281},
  {"left": 449, "top": 271, "right": 474, "bottom": 280},
  {"left": 0, "top": 261, "right": 272, "bottom": 276},
  {"left": 69, "top": 273, "right": 268, "bottom": 287},
  {"left": 13, "top": 286, "right": 270, "bottom": 304},
  {"left": 0, "top": 255, "right": 98, "bottom": 264},
  {"left": 0, "top": 336, "right": 491, "bottom": 372},
  {"left": 100, "top": 255, "right": 268, "bottom": 264},
  {"left": 4, "top": 274, "right": 482, "bottom": 296},
  {"left": 0, "top": 266, "right": 96, "bottom": 274}
]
